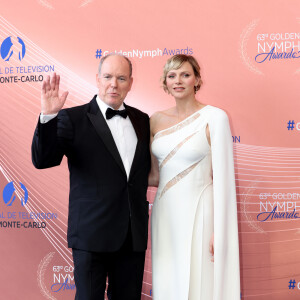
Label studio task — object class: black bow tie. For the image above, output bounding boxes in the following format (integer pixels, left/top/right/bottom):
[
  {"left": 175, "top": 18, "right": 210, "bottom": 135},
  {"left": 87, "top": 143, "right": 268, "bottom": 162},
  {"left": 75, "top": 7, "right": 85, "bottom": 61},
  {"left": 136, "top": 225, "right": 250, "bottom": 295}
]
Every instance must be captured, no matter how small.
[{"left": 105, "top": 108, "right": 128, "bottom": 120}]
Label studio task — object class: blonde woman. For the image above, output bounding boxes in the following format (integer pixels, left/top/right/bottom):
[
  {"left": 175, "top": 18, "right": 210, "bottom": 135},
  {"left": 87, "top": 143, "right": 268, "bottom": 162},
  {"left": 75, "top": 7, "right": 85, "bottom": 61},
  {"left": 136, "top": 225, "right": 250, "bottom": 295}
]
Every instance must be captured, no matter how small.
[{"left": 149, "top": 55, "right": 240, "bottom": 300}]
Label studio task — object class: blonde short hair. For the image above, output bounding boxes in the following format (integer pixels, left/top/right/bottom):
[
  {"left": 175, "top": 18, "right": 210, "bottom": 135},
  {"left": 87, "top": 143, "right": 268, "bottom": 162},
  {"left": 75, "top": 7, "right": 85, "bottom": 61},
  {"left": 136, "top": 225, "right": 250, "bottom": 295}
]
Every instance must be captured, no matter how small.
[{"left": 162, "top": 55, "right": 203, "bottom": 94}]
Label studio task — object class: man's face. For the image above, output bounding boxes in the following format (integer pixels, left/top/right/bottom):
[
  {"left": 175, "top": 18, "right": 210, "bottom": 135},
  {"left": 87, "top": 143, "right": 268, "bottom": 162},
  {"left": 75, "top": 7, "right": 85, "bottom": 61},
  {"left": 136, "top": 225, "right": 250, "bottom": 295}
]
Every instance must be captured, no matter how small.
[{"left": 96, "top": 55, "right": 133, "bottom": 109}]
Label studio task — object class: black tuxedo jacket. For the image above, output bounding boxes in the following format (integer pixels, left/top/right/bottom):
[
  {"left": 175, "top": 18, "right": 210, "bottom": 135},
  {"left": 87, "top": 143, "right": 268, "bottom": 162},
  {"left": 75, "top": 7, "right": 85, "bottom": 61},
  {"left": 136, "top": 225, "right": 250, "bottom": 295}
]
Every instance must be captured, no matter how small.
[{"left": 32, "top": 96, "right": 151, "bottom": 252}]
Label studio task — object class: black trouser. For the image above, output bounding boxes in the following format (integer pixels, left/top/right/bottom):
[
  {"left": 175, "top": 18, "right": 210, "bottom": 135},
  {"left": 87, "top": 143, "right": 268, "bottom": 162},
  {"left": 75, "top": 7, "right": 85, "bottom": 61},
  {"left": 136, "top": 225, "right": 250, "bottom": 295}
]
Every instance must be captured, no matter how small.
[{"left": 72, "top": 225, "right": 146, "bottom": 300}]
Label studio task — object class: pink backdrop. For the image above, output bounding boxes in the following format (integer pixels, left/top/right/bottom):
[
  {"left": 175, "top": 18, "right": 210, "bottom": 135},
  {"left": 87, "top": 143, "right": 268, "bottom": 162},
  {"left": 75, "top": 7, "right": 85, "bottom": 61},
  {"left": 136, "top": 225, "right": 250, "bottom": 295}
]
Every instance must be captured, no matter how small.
[{"left": 1, "top": 0, "right": 300, "bottom": 299}]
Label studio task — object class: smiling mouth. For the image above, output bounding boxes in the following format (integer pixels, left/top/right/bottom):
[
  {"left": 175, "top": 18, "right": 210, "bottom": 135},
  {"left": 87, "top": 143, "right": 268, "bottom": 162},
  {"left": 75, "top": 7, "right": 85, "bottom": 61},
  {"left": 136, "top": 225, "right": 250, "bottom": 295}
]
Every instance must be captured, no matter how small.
[{"left": 173, "top": 87, "right": 185, "bottom": 91}]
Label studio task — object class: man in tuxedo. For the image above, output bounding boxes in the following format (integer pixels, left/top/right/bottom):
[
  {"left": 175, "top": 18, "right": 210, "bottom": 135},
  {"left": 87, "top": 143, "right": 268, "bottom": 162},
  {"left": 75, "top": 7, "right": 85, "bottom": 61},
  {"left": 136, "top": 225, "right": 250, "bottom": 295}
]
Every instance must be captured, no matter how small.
[{"left": 32, "top": 54, "right": 151, "bottom": 300}]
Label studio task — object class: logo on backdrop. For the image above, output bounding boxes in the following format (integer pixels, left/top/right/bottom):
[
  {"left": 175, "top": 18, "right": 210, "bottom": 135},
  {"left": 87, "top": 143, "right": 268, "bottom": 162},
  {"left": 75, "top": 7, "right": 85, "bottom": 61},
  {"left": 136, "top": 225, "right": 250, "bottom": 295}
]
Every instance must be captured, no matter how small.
[
  {"left": 255, "top": 32, "right": 300, "bottom": 63},
  {"left": 2, "top": 181, "right": 28, "bottom": 206},
  {"left": 0, "top": 36, "right": 26, "bottom": 62},
  {"left": 232, "top": 136, "right": 241, "bottom": 143},
  {"left": 257, "top": 192, "right": 300, "bottom": 222},
  {"left": 0, "top": 36, "right": 55, "bottom": 84},
  {"left": 95, "top": 46, "right": 194, "bottom": 59},
  {"left": 1, "top": 180, "right": 58, "bottom": 229},
  {"left": 239, "top": 19, "right": 300, "bottom": 74},
  {"left": 288, "top": 278, "right": 300, "bottom": 291},
  {"left": 287, "top": 120, "right": 300, "bottom": 131},
  {"left": 37, "top": 252, "right": 76, "bottom": 297}
]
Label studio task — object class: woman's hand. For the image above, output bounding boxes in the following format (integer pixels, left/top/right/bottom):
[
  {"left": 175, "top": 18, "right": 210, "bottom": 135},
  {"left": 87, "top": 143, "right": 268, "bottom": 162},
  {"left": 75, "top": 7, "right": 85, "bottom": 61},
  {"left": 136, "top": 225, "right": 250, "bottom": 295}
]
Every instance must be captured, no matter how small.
[{"left": 209, "top": 232, "right": 214, "bottom": 262}]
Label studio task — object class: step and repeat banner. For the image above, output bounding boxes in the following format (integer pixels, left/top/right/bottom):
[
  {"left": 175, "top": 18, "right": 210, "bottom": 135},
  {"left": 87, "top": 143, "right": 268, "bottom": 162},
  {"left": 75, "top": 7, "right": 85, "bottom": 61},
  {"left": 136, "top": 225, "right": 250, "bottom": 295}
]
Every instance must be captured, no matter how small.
[{"left": 1, "top": 0, "right": 300, "bottom": 299}]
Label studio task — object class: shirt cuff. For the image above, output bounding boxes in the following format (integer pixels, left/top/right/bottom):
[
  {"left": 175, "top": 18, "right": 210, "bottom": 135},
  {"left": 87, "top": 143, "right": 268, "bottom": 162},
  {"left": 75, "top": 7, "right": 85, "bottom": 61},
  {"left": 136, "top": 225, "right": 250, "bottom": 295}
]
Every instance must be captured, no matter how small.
[{"left": 40, "top": 113, "right": 58, "bottom": 124}]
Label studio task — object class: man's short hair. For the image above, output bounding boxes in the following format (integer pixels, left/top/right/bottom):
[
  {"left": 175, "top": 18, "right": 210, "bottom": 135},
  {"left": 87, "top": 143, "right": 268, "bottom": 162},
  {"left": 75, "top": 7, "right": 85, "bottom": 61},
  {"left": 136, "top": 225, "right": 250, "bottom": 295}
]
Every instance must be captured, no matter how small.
[{"left": 98, "top": 53, "right": 133, "bottom": 77}]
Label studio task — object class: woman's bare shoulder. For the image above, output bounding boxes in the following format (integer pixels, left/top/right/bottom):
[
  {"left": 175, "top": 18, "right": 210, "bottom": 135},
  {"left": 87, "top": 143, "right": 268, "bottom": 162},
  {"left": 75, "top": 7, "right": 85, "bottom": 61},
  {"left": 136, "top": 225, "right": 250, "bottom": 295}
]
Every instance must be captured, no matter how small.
[
  {"left": 150, "top": 107, "right": 176, "bottom": 134},
  {"left": 150, "top": 107, "right": 176, "bottom": 123}
]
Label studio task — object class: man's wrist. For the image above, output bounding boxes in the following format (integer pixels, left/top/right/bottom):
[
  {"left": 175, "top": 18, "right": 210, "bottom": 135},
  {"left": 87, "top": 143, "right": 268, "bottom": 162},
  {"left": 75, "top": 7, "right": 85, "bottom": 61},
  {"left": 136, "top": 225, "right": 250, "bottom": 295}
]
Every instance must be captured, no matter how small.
[{"left": 40, "top": 113, "right": 58, "bottom": 124}]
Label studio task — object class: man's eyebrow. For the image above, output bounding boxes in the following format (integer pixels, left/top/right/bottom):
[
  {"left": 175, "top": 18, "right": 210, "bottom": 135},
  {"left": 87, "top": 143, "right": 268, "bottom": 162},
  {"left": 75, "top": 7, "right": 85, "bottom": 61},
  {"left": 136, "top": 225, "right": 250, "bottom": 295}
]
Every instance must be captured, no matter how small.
[{"left": 102, "top": 73, "right": 128, "bottom": 77}]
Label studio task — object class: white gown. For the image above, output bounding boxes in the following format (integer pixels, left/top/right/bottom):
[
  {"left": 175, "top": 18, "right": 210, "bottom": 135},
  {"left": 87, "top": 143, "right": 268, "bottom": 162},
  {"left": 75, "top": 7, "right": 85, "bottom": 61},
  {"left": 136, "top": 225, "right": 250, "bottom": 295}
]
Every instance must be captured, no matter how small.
[{"left": 151, "top": 106, "right": 240, "bottom": 300}]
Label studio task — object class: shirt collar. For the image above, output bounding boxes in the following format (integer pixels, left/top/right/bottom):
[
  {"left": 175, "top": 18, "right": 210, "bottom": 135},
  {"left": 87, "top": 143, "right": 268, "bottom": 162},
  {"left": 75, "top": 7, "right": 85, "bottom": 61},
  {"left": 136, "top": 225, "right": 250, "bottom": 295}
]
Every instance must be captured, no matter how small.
[{"left": 96, "top": 95, "right": 125, "bottom": 118}]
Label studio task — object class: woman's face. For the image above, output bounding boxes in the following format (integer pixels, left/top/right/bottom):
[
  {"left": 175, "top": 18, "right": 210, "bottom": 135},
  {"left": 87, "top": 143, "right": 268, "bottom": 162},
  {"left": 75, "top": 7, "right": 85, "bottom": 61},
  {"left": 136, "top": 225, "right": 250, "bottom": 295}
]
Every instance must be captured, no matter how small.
[{"left": 166, "top": 61, "right": 199, "bottom": 99}]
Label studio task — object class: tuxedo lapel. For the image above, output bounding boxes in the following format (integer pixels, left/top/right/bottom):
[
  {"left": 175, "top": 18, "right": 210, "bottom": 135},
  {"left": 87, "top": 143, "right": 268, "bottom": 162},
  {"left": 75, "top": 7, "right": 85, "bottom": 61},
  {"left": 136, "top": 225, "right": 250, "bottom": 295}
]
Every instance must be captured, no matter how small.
[
  {"left": 87, "top": 98, "right": 126, "bottom": 176},
  {"left": 126, "top": 105, "right": 143, "bottom": 180}
]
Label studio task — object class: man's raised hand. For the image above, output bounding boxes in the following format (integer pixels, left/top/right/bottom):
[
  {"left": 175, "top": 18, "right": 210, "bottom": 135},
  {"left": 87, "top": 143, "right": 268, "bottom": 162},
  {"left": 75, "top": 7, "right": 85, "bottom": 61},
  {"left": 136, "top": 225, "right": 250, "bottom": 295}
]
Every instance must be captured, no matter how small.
[{"left": 41, "top": 73, "right": 69, "bottom": 115}]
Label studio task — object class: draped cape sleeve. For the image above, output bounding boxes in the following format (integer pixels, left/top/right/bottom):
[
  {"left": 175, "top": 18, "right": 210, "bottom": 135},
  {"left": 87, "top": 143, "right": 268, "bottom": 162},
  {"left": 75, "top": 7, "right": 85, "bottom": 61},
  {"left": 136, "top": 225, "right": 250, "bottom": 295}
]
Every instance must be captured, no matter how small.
[{"left": 207, "top": 107, "right": 240, "bottom": 300}]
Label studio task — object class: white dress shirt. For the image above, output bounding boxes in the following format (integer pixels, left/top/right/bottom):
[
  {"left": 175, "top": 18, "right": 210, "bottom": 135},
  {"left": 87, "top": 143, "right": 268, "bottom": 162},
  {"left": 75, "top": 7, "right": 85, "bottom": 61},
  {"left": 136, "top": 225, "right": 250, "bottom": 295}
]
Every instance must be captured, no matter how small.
[
  {"left": 39, "top": 96, "right": 137, "bottom": 179},
  {"left": 96, "top": 96, "right": 137, "bottom": 178}
]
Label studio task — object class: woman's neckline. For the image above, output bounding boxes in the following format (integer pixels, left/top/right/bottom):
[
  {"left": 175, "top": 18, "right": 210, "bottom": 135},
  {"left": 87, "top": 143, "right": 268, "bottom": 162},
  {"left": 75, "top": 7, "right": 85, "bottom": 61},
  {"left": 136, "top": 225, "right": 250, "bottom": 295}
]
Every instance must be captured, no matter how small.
[{"left": 153, "top": 105, "right": 210, "bottom": 138}]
